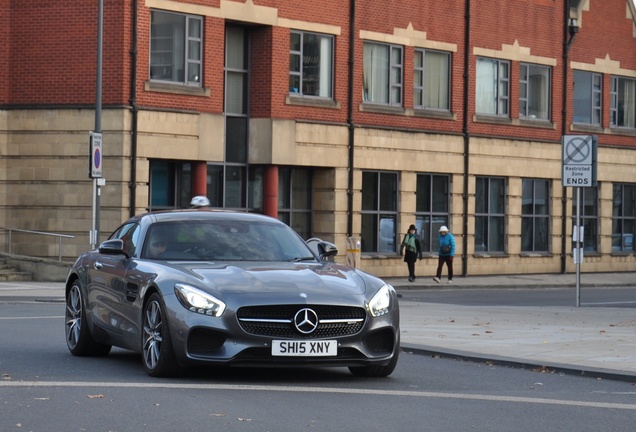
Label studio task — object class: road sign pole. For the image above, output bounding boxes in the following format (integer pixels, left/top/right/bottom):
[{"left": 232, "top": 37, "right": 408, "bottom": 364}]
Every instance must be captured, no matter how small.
[
  {"left": 575, "top": 187, "right": 581, "bottom": 308},
  {"left": 91, "top": 0, "right": 103, "bottom": 250}
]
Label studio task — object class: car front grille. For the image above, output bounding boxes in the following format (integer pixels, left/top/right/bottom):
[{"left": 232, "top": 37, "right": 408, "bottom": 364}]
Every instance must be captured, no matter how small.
[{"left": 237, "top": 305, "right": 366, "bottom": 338}]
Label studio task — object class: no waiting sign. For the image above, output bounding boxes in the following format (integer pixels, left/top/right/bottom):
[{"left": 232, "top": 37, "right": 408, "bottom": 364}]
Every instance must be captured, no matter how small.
[
  {"left": 90, "top": 131, "right": 103, "bottom": 178},
  {"left": 562, "top": 135, "right": 597, "bottom": 187}
]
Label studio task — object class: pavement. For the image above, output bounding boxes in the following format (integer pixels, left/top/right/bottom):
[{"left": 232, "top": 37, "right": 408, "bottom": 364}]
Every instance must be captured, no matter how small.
[{"left": 1, "top": 272, "right": 635, "bottom": 382}]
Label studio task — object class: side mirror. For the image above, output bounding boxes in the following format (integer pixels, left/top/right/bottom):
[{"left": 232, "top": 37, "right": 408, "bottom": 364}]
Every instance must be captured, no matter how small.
[
  {"left": 306, "top": 238, "right": 338, "bottom": 261},
  {"left": 98, "top": 239, "right": 129, "bottom": 258}
]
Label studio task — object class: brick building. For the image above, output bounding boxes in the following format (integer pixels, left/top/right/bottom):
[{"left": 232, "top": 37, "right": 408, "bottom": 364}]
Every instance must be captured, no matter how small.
[{"left": 0, "top": 0, "right": 635, "bottom": 277}]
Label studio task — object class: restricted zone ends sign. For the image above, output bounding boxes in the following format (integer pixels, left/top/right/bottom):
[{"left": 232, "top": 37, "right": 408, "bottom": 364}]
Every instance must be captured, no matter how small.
[{"left": 561, "top": 135, "right": 597, "bottom": 187}]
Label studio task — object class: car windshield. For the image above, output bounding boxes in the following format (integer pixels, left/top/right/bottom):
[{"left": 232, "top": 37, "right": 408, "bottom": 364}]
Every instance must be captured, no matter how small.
[{"left": 142, "top": 220, "right": 316, "bottom": 262}]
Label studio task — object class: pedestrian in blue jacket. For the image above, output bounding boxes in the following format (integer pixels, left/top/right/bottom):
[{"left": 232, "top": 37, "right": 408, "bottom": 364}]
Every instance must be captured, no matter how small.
[{"left": 434, "top": 226, "right": 455, "bottom": 284}]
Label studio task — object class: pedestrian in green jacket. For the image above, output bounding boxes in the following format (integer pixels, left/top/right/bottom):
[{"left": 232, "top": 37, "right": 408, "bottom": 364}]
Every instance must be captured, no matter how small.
[{"left": 400, "top": 224, "right": 422, "bottom": 282}]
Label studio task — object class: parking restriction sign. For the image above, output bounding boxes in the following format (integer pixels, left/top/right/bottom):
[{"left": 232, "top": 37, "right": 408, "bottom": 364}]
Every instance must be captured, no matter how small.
[
  {"left": 562, "top": 135, "right": 597, "bottom": 187},
  {"left": 90, "top": 131, "right": 103, "bottom": 178}
]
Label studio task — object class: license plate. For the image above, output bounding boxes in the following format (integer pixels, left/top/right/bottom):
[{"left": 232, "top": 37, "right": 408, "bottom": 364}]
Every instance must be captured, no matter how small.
[{"left": 272, "top": 340, "right": 337, "bottom": 357}]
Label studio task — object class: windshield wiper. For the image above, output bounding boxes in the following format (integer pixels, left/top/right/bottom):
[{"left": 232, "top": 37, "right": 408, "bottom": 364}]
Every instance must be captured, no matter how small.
[{"left": 289, "top": 256, "right": 316, "bottom": 262}]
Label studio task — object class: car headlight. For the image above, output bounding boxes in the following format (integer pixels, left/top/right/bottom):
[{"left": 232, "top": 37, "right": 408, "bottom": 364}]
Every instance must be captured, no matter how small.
[
  {"left": 367, "top": 284, "right": 393, "bottom": 317},
  {"left": 174, "top": 284, "right": 226, "bottom": 317}
]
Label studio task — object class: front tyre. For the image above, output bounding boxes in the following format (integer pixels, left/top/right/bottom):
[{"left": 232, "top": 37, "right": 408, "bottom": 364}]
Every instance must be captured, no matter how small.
[
  {"left": 142, "top": 293, "right": 178, "bottom": 377},
  {"left": 65, "top": 280, "right": 111, "bottom": 356}
]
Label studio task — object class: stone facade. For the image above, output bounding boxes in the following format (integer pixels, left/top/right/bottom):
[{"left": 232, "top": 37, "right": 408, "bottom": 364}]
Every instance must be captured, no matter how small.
[{"left": 0, "top": 0, "right": 635, "bottom": 277}]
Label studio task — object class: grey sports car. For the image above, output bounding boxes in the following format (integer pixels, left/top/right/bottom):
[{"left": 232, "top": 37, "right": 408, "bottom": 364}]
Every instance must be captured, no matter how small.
[{"left": 64, "top": 210, "right": 400, "bottom": 377}]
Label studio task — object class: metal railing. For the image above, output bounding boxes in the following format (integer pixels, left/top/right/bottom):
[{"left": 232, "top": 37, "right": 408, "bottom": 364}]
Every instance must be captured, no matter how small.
[{"left": 1, "top": 227, "right": 75, "bottom": 261}]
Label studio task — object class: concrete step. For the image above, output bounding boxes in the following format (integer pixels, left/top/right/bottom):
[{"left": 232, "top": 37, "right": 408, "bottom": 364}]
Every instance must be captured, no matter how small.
[
  {"left": 0, "top": 259, "right": 33, "bottom": 281},
  {"left": 0, "top": 270, "right": 33, "bottom": 281}
]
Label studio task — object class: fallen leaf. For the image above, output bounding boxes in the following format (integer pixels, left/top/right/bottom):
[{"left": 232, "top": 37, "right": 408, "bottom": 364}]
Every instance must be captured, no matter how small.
[
  {"left": 485, "top": 330, "right": 493, "bottom": 334},
  {"left": 472, "top": 333, "right": 481, "bottom": 336}
]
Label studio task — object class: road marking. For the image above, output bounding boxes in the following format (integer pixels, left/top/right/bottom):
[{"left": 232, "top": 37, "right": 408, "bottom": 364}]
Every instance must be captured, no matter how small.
[
  {"left": 581, "top": 301, "right": 636, "bottom": 306},
  {"left": 1, "top": 381, "right": 635, "bottom": 411}
]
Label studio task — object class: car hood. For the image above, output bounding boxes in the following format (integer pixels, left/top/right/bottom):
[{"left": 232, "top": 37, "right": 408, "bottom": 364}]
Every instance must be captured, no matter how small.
[{"left": 165, "top": 261, "right": 368, "bottom": 296}]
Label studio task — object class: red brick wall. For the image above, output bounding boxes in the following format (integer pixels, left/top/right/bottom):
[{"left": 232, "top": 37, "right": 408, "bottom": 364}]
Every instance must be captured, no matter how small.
[
  {"left": 0, "top": 0, "right": 9, "bottom": 103},
  {"left": 134, "top": 4, "right": 224, "bottom": 113},
  {"left": 257, "top": 1, "right": 351, "bottom": 124},
  {"left": 569, "top": 0, "right": 636, "bottom": 148},
  {"left": 6, "top": 1, "right": 130, "bottom": 106},
  {"left": 2, "top": 0, "right": 635, "bottom": 149},
  {"left": 352, "top": 0, "right": 466, "bottom": 134},
  {"left": 467, "top": 0, "right": 563, "bottom": 142}
]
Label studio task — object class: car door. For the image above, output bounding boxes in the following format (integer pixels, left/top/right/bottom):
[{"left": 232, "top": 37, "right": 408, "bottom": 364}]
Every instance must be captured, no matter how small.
[{"left": 87, "top": 223, "right": 140, "bottom": 344}]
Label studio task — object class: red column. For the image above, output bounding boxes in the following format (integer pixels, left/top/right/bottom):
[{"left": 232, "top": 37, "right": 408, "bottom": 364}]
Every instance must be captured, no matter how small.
[
  {"left": 192, "top": 162, "right": 207, "bottom": 197},
  {"left": 263, "top": 165, "right": 278, "bottom": 217}
]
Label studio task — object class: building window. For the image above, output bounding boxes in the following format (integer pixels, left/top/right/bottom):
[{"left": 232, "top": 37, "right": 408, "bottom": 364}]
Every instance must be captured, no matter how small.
[
  {"left": 571, "top": 186, "right": 599, "bottom": 252},
  {"left": 612, "top": 184, "right": 635, "bottom": 252},
  {"left": 476, "top": 58, "right": 509, "bottom": 116},
  {"left": 610, "top": 76, "right": 636, "bottom": 129},
  {"left": 278, "top": 168, "right": 312, "bottom": 240},
  {"left": 149, "top": 160, "right": 192, "bottom": 210},
  {"left": 150, "top": 10, "right": 202, "bottom": 85},
  {"left": 519, "top": 64, "right": 551, "bottom": 120},
  {"left": 363, "top": 42, "right": 403, "bottom": 106},
  {"left": 573, "top": 70, "right": 602, "bottom": 125},
  {"left": 521, "top": 179, "right": 550, "bottom": 252},
  {"left": 414, "top": 49, "right": 450, "bottom": 111},
  {"left": 475, "top": 177, "right": 506, "bottom": 252},
  {"left": 289, "top": 31, "right": 333, "bottom": 98},
  {"left": 361, "top": 171, "right": 398, "bottom": 253},
  {"left": 211, "top": 25, "right": 263, "bottom": 212},
  {"left": 415, "top": 174, "right": 450, "bottom": 252},
  {"left": 206, "top": 164, "right": 263, "bottom": 211}
]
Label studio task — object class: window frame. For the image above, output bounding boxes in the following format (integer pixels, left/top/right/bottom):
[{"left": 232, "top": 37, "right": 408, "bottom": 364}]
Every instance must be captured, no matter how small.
[
  {"left": 415, "top": 173, "right": 451, "bottom": 252},
  {"left": 521, "top": 179, "right": 550, "bottom": 253},
  {"left": 610, "top": 76, "right": 636, "bottom": 129},
  {"left": 289, "top": 30, "right": 334, "bottom": 99},
  {"left": 573, "top": 70, "right": 602, "bottom": 126},
  {"left": 414, "top": 49, "right": 451, "bottom": 111},
  {"left": 519, "top": 63, "right": 551, "bottom": 121},
  {"left": 362, "top": 41, "right": 403, "bottom": 106},
  {"left": 474, "top": 176, "right": 507, "bottom": 253},
  {"left": 150, "top": 10, "right": 203, "bottom": 86},
  {"left": 611, "top": 183, "right": 636, "bottom": 253},
  {"left": 571, "top": 186, "right": 599, "bottom": 253},
  {"left": 361, "top": 171, "right": 399, "bottom": 254},
  {"left": 278, "top": 167, "right": 313, "bottom": 240},
  {"left": 476, "top": 57, "right": 510, "bottom": 117}
]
